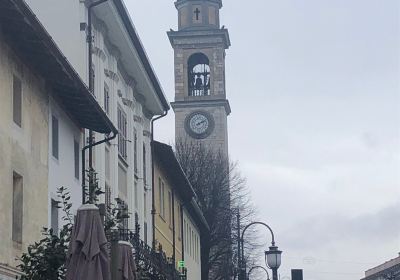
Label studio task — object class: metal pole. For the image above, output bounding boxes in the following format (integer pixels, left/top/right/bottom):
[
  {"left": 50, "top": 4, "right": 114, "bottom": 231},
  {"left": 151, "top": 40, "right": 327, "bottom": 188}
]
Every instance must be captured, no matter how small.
[
  {"left": 272, "top": 269, "right": 278, "bottom": 280},
  {"left": 237, "top": 211, "right": 241, "bottom": 280},
  {"left": 150, "top": 111, "right": 167, "bottom": 249}
]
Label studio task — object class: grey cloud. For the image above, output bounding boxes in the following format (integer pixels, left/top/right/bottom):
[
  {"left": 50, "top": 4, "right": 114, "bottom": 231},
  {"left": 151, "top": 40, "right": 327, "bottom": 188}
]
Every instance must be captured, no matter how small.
[{"left": 280, "top": 202, "right": 400, "bottom": 251}]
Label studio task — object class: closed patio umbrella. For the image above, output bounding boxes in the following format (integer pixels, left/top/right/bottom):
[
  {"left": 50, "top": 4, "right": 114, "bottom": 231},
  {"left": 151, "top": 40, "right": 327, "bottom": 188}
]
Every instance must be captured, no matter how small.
[
  {"left": 66, "top": 204, "right": 111, "bottom": 280},
  {"left": 117, "top": 241, "right": 137, "bottom": 280}
]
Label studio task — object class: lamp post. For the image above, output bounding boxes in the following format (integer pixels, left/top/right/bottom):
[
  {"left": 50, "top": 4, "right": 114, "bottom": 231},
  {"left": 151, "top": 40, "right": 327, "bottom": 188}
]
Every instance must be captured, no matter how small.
[
  {"left": 248, "top": 266, "right": 270, "bottom": 280},
  {"left": 239, "top": 221, "right": 282, "bottom": 280},
  {"left": 265, "top": 246, "right": 282, "bottom": 280}
]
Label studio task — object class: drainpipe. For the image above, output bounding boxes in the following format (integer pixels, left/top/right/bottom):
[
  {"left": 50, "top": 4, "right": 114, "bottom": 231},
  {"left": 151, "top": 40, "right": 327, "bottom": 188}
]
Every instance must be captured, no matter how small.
[
  {"left": 180, "top": 204, "right": 185, "bottom": 263},
  {"left": 151, "top": 111, "right": 168, "bottom": 249},
  {"left": 82, "top": 0, "right": 112, "bottom": 204},
  {"left": 172, "top": 190, "right": 176, "bottom": 265},
  {"left": 82, "top": 131, "right": 117, "bottom": 204},
  {"left": 87, "top": 0, "right": 109, "bottom": 169}
]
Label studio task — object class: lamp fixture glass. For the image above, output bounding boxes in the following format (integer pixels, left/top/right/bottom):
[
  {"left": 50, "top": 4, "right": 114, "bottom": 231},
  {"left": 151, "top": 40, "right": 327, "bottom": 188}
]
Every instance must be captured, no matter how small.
[{"left": 265, "top": 246, "right": 282, "bottom": 269}]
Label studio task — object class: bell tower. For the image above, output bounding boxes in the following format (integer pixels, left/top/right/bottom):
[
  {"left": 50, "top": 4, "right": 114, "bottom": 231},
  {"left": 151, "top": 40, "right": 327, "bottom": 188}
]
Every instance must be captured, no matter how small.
[{"left": 168, "top": 0, "right": 231, "bottom": 155}]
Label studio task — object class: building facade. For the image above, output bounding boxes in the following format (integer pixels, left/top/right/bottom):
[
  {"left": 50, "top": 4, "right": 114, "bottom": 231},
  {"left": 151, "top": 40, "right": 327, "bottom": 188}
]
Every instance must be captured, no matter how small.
[
  {"left": 169, "top": 0, "right": 231, "bottom": 155},
  {"left": 361, "top": 254, "right": 400, "bottom": 280},
  {"left": 24, "top": 0, "right": 170, "bottom": 245},
  {"left": 0, "top": 0, "right": 115, "bottom": 277},
  {"left": 153, "top": 141, "right": 209, "bottom": 280}
]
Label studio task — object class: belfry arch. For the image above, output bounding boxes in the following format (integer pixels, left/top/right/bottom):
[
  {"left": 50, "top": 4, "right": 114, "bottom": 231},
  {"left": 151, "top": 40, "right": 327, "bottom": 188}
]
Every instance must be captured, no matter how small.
[{"left": 188, "top": 53, "right": 210, "bottom": 96}]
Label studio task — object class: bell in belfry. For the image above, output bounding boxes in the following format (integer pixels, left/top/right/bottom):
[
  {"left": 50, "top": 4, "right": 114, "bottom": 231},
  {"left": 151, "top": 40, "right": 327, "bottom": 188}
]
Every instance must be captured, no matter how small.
[{"left": 195, "top": 75, "right": 203, "bottom": 90}]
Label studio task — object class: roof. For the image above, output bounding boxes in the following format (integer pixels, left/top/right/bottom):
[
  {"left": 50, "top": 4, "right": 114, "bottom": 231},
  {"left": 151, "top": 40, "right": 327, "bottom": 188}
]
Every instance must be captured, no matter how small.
[
  {"left": 112, "top": 0, "right": 170, "bottom": 112},
  {"left": 0, "top": 0, "right": 117, "bottom": 134},
  {"left": 175, "top": 0, "right": 222, "bottom": 9},
  {"left": 364, "top": 255, "right": 400, "bottom": 278},
  {"left": 153, "top": 141, "right": 209, "bottom": 233}
]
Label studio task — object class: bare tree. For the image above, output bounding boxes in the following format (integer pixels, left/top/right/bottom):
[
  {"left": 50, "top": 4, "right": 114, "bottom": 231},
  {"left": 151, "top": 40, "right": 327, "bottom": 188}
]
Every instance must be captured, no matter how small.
[{"left": 175, "top": 139, "right": 262, "bottom": 280}]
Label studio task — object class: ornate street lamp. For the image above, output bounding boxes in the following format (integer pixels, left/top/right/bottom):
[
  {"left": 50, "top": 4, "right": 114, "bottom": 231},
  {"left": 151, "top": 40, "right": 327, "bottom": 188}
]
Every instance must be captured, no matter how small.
[
  {"left": 265, "top": 246, "right": 282, "bottom": 280},
  {"left": 239, "top": 221, "right": 282, "bottom": 280}
]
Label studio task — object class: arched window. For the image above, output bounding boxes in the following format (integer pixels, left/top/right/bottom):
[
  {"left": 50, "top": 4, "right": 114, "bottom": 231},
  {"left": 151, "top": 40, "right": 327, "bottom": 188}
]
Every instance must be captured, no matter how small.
[{"left": 188, "top": 53, "right": 210, "bottom": 96}]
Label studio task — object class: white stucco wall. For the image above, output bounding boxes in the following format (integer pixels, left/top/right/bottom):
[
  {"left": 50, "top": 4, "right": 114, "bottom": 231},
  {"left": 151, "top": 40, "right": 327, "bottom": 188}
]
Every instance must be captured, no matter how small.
[
  {"left": 24, "top": 0, "right": 87, "bottom": 80},
  {"left": 91, "top": 33, "right": 153, "bottom": 242},
  {"left": 48, "top": 99, "right": 82, "bottom": 233},
  {"left": 183, "top": 209, "right": 202, "bottom": 280}
]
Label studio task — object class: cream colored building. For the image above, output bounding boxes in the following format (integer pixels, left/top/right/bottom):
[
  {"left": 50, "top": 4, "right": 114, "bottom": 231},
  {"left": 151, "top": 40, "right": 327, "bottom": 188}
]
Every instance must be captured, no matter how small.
[
  {"left": 0, "top": 1, "right": 114, "bottom": 277},
  {"left": 153, "top": 141, "right": 209, "bottom": 279},
  {"left": 25, "top": 0, "right": 170, "bottom": 245}
]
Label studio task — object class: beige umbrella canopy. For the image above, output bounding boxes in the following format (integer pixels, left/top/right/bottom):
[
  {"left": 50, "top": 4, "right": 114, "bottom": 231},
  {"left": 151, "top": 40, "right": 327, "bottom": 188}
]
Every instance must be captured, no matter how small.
[
  {"left": 66, "top": 204, "right": 111, "bottom": 280},
  {"left": 117, "top": 241, "right": 138, "bottom": 280}
]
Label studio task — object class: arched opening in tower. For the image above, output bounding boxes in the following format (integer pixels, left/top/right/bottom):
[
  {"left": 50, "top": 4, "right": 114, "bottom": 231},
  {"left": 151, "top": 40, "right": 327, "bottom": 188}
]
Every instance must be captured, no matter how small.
[{"left": 188, "top": 53, "right": 210, "bottom": 97}]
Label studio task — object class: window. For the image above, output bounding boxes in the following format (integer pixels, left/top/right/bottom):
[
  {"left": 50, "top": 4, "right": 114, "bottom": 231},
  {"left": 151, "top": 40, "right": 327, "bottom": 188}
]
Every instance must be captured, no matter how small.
[
  {"left": 117, "top": 199, "right": 129, "bottom": 230},
  {"left": 143, "top": 191, "right": 147, "bottom": 218},
  {"left": 188, "top": 53, "right": 210, "bottom": 97},
  {"left": 12, "top": 172, "right": 23, "bottom": 243},
  {"left": 161, "top": 181, "right": 165, "bottom": 218},
  {"left": 184, "top": 220, "right": 189, "bottom": 253},
  {"left": 105, "top": 183, "right": 111, "bottom": 215},
  {"left": 117, "top": 107, "right": 127, "bottom": 160},
  {"left": 177, "top": 205, "right": 182, "bottom": 240},
  {"left": 104, "top": 83, "right": 110, "bottom": 114},
  {"left": 142, "top": 144, "right": 147, "bottom": 186},
  {"left": 105, "top": 147, "right": 111, "bottom": 183},
  {"left": 133, "top": 129, "right": 138, "bottom": 174},
  {"left": 13, "top": 75, "right": 22, "bottom": 126},
  {"left": 118, "top": 164, "right": 127, "bottom": 199},
  {"left": 74, "top": 140, "right": 79, "bottom": 179},
  {"left": 134, "top": 179, "right": 138, "bottom": 210},
  {"left": 158, "top": 178, "right": 165, "bottom": 219},
  {"left": 51, "top": 199, "right": 59, "bottom": 235},
  {"left": 144, "top": 221, "right": 148, "bottom": 244},
  {"left": 52, "top": 115, "right": 59, "bottom": 159},
  {"left": 168, "top": 191, "right": 173, "bottom": 227},
  {"left": 105, "top": 147, "right": 111, "bottom": 216}
]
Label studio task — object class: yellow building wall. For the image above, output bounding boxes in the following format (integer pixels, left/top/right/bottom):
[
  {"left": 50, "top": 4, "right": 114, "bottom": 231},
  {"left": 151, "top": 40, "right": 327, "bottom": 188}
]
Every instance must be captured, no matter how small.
[
  {"left": 154, "top": 164, "right": 184, "bottom": 269},
  {"left": 0, "top": 30, "right": 49, "bottom": 273}
]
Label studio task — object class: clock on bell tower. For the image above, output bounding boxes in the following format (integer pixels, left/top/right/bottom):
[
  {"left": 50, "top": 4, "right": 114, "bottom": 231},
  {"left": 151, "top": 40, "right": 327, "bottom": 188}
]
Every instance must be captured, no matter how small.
[{"left": 168, "top": 0, "right": 231, "bottom": 155}]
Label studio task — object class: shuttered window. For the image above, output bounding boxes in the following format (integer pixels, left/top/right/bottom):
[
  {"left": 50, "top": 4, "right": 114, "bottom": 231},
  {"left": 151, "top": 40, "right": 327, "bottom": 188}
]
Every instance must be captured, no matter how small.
[
  {"left": 12, "top": 172, "right": 23, "bottom": 243},
  {"left": 52, "top": 116, "right": 59, "bottom": 159},
  {"left": 13, "top": 75, "right": 22, "bottom": 127}
]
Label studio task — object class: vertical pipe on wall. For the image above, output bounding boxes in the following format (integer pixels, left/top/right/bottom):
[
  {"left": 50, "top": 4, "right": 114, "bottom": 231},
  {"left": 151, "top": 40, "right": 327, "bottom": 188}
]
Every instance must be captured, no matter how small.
[{"left": 151, "top": 111, "right": 167, "bottom": 249}]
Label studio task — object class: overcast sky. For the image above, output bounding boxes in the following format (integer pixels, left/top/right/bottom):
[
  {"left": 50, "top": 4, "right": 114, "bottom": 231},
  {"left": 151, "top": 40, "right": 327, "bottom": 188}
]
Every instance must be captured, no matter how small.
[{"left": 126, "top": 1, "right": 400, "bottom": 279}]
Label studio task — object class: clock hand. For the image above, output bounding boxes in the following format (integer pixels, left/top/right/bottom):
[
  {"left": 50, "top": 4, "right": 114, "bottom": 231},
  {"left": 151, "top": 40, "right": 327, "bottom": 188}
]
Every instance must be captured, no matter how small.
[{"left": 196, "top": 120, "right": 206, "bottom": 126}]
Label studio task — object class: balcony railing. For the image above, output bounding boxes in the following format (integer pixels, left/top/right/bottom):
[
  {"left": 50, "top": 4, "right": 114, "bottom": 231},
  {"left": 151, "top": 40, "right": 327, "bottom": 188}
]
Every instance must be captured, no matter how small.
[{"left": 107, "top": 222, "right": 187, "bottom": 280}]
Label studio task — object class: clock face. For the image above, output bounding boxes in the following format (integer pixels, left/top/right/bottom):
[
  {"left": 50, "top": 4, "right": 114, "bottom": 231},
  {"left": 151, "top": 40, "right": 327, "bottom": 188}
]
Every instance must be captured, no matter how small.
[
  {"left": 189, "top": 113, "right": 209, "bottom": 134},
  {"left": 185, "top": 111, "right": 214, "bottom": 139}
]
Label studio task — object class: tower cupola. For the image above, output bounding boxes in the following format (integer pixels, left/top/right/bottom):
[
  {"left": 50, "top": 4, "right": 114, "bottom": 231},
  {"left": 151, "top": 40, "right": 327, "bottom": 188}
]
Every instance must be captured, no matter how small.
[{"left": 175, "top": 0, "right": 222, "bottom": 30}]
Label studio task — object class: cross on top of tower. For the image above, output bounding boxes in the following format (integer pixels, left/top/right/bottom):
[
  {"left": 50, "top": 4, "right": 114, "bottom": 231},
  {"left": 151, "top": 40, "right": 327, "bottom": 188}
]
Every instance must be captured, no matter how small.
[{"left": 194, "top": 8, "right": 201, "bottom": 20}]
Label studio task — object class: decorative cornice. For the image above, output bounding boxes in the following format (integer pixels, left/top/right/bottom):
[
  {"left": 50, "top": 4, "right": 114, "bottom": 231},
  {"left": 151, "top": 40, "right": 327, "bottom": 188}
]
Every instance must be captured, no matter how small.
[
  {"left": 93, "top": 46, "right": 106, "bottom": 62},
  {"left": 171, "top": 99, "right": 231, "bottom": 115},
  {"left": 109, "top": 44, "right": 122, "bottom": 59},
  {"left": 104, "top": 68, "right": 119, "bottom": 83},
  {"left": 126, "top": 76, "right": 137, "bottom": 88},
  {"left": 142, "top": 107, "right": 153, "bottom": 119},
  {"left": 92, "top": 15, "right": 108, "bottom": 36},
  {"left": 117, "top": 61, "right": 137, "bottom": 89},
  {"left": 143, "top": 130, "right": 151, "bottom": 138},
  {"left": 133, "top": 91, "right": 146, "bottom": 104},
  {"left": 168, "top": 28, "right": 230, "bottom": 49},
  {"left": 133, "top": 115, "right": 143, "bottom": 124}
]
